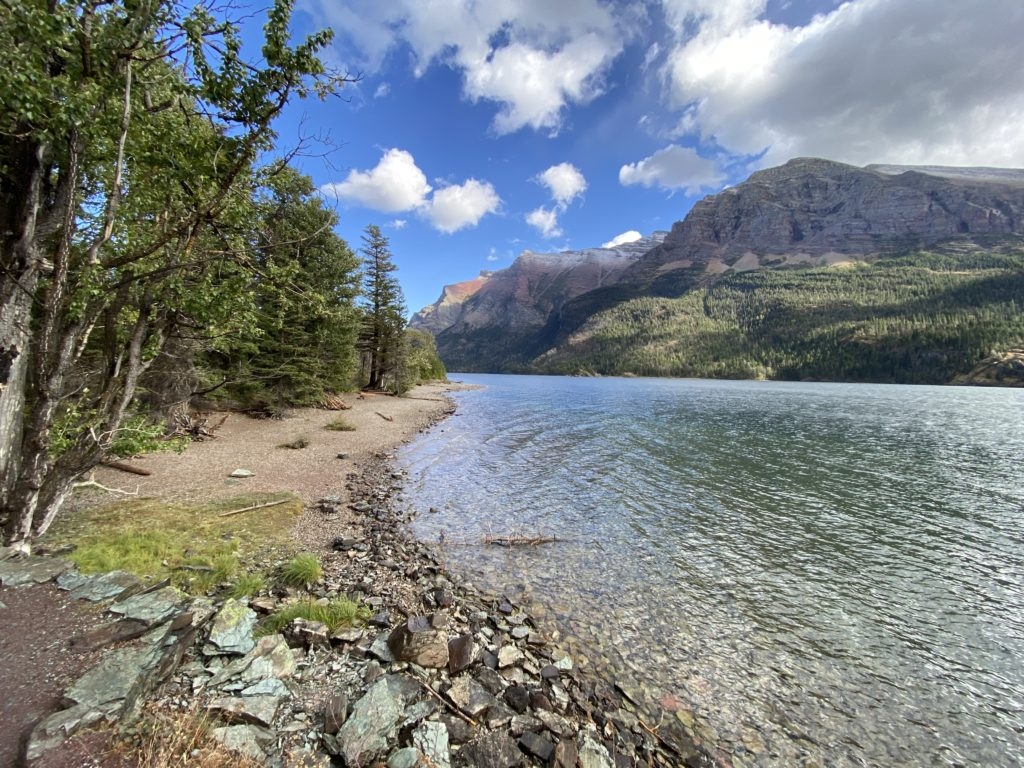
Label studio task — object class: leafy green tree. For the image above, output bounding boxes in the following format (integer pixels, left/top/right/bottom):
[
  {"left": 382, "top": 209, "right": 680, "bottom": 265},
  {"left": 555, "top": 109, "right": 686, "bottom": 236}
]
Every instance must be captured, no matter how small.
[
  {"left": 357, "top": 225, "right": 407, "bottom": 392},
  {"left": 210, "top": 166, "right": 361, "bottom": 410},
  {"left": 0, "top": 0, "right": 349, "bottom": 547}
]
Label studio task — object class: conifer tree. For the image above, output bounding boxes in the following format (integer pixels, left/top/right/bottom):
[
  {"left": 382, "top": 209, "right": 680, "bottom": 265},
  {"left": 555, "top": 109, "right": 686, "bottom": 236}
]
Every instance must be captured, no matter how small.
[{"left": 358, "top": 225, "right": 407, "bottom": 391}]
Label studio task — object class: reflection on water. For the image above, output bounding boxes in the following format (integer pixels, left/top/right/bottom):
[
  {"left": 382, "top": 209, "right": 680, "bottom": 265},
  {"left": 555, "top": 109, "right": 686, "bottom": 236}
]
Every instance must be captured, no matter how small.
[{"left": 402, "top": 374, "right": 1024, "bottom": 767}]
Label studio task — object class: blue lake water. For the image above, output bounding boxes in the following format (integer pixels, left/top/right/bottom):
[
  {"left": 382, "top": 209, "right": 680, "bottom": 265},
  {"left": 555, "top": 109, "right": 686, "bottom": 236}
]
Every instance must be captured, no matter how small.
[{"left": 400, "top": 374, "right": 1024, "bottom": 767}]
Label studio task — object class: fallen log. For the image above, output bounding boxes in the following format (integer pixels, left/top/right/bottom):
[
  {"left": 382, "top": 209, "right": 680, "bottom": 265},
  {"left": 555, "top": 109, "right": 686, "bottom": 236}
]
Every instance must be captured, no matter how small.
[{"left": 101, "top": 460, "right": 152, "bottom": 476}]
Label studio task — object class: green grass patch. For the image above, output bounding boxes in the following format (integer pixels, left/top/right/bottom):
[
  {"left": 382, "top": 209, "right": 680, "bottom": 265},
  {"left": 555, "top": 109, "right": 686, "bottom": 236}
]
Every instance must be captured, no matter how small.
[
  {"left": 43, "top": 493, "right": 302, "bottom": 594},
  {"left": 279, "top": 552, "right": 322, "bottom": 588},
  {"left": 260, "top": 597, "right": 371, "bottom": 635},
  {"left": 324, "top": 417, "right": 356, "bottom": 431},
  {"left": 229, "top": 571, "right": 267, "bottom": 599}
]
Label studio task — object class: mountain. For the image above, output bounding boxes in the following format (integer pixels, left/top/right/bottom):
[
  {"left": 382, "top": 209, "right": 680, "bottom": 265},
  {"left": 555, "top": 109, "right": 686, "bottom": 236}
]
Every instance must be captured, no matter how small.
[
  {"left": 410, "top": 232, "right": 667, "bottom": 371},
  {"left": 415, "top": 158, "right": 1024, "bottom": 383}
]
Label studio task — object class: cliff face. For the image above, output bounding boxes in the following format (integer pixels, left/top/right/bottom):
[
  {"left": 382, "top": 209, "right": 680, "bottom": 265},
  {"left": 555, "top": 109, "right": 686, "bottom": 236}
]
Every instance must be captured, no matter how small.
[
  {"left": 414, "top": 158, "right": 1024, "bottom": 374},
  {"left": 627, "top": 158, "right": 1024, "bottom": 288},
  {"left": 410, "top": 233, "right": 667, "bottom": 370}
]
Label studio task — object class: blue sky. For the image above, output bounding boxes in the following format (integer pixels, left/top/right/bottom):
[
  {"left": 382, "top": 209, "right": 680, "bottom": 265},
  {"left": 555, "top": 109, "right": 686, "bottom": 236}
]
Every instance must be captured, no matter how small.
[{"left": 248, "top": 0, "right": 1024, "bottom": 315}]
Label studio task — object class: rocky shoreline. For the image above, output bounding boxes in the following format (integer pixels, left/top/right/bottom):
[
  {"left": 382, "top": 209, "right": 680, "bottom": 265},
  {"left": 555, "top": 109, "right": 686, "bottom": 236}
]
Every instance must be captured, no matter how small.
[{"left": 0, "top": 393, "right": 713, "bottom": 767}]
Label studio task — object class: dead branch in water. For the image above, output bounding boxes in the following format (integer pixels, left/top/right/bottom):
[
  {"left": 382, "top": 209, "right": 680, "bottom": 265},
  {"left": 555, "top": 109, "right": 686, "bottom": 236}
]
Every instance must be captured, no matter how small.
[{"left": 483, "top": 535, "right": 561, "bottom": 547}]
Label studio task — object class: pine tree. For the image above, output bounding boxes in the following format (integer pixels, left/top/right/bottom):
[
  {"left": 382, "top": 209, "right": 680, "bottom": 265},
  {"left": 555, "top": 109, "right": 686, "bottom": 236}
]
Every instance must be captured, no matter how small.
[{"left": 358, "top": 225, "right": 407, "bottom": 391}]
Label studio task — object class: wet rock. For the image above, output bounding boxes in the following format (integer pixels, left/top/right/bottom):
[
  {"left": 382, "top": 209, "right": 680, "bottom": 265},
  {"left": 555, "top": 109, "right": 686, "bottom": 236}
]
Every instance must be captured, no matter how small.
[
  {"left": 205, "top": 598, "right": 258, "bottom": 655},
  {"left": 412, "top": 720, "right": 450, "bottom": 768},
  {"left": 210, "top": 724, "right": 269, "bottom": 760},
  {"left": 335, "top": 675, "right": 422, "bottom": 766},
  {"left": 388, "top": 615, "right": 449, "bottom": 669},
  {"left": 0, "top": 555, "right": 72, "bottom": 586},
  {"left": 503, "top": 684, "right": 530, "bottom": 714},
  {"left": 462, "top": 731, "right": 524, "bottom": 768},
  {"left": 448, "top": 633, "right": 476, "bottom": 674},
  {"left": 519, "top": 730, "right": 555, "bottom": 762},
  {"left": 511, "top": 625, "right": 530, "bottom": 640},
  {"left": 323, "top": 693, "right": 349, "bottom": 734},
  {"left": 551, "top": 652, "right": 573, "bottom": 671}
]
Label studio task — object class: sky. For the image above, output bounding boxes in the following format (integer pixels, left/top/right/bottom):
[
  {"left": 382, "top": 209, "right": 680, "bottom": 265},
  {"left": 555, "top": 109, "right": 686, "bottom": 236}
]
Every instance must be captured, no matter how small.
[{"left": 247, "top": 0, "right": 1024, "bottom": 315}]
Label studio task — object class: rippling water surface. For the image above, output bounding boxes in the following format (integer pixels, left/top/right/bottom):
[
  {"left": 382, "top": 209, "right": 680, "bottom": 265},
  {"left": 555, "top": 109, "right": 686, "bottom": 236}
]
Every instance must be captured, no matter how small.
[{"left": 401, "top": 374, "right": 1024, "bottom": 767}]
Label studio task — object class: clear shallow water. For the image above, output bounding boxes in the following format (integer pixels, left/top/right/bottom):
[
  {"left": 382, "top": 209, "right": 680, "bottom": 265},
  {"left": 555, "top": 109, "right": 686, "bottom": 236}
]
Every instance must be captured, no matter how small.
[{"left": 401, "top": 374, "right": 1024, "bottom": 767}]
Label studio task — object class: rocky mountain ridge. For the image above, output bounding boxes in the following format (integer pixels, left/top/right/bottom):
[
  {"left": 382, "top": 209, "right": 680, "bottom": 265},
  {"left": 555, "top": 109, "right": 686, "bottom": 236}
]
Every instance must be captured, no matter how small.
[{"left": 413, "top": 158, "right": 1024, "bottom": 377}]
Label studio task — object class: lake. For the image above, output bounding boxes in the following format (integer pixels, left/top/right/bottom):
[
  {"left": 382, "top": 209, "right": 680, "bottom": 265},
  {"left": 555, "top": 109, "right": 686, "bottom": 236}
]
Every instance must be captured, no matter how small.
[{"left": 400, "top": 374, "right": 1024, "bottom": 767}]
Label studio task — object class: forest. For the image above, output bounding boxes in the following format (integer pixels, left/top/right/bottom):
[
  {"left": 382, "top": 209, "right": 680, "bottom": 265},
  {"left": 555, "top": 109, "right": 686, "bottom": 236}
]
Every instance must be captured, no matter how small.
[
  {"left": 533, "top": 245, "right": 1024, "bottom": 382},
  {"left": 0, "top": 0, "right": 443, "bottom": 546}
]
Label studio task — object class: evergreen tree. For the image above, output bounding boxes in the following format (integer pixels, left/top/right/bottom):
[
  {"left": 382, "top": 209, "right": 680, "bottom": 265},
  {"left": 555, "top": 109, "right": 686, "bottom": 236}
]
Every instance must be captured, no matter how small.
[{"left": 358, "top": 225, "right": 407, "bottom": 391}]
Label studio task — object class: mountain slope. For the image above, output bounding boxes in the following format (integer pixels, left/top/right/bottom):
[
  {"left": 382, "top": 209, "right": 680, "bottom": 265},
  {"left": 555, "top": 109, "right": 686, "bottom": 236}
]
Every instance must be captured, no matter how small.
[{"left": 416, "top": 158, "right": 1024, "bottom": 383}]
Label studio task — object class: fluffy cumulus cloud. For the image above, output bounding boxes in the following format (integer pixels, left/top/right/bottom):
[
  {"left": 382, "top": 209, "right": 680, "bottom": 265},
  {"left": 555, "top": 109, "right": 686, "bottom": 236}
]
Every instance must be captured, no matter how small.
[
  {"left": 526, "top": 206, "right": 562, "bottom": 238},
  {"left": 619, "top": 144, "right": 725, "bottom": 193},
  {"left": 536, "top": 163, "right": 588, "bottom": 207},
  {"left": 321, "top": 149, "right": 431, "bottom": 212},
  {"left": 322, "top": 149, "right": 499, "bottom": 233},
  {"left": 300, "top": 0, "right": 624, "bottom": 135},
  {"left": 659, "top": 0, "right": 1024, "bottom": 167},
  {"left": 601, "top": 230, "right": 642, "bottom": 248},
  {"left": 424, "top": 179, "right": 501, "bottom": 234}
]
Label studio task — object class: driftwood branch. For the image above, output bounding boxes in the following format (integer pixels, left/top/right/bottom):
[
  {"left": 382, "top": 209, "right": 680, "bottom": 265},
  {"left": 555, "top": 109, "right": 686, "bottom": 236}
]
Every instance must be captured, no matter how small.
[
  {"left": 411, "top": 673, "right": 479, "bottom": 728},
  {"left": 101, "top": 460, "right": 152, "bottom": 476},
  {"left": 74, "top": 477, "right": 140, "bottom": 496},
  {"left": 483, "top": 535, "right": 560, "bottom": 547},
  {"left": 375, "top": 411, "right": 394, "bottom": 422},
  {"left": 218, "top": 498, "right": 291, "bottom": 518}
]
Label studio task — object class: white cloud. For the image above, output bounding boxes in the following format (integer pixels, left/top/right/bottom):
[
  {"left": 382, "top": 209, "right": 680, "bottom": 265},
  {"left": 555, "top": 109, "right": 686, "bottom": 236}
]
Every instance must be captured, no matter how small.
[
  {"left": 526, "top": 206, "right": 562, "bottom": 238},
  {"left": 424, "top": 179, "right": 501, "bottom": 234},
  {"left": 536, "top": 163, "right": 588, "bottom": 207},
  {"left": 659, "top": 0, "right": 1024, "bottom": 167},
  {"left": 388, "top": 218, "right": 407, "bottom": 230},
  {"left": 602, "top": 230, "right": 643, "bottom": 248},
  {"left": 487, "top": 248, "right": 499, "bottom": 262},
  {"left": 374, "top": 82, "right": 390, "bottom": 99},
  {"left": 619, "top": 145, "right": 725, "bottom": 193},
  {"left": 321, "top": 149, "right": 431, "bottom": 212},
  {"left": 300, "top": 0, "right": 624, "bottom": 135}
]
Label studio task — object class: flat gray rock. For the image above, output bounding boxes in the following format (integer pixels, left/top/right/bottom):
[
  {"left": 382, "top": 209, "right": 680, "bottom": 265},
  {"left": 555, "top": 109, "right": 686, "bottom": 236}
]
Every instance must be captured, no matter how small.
[
  {"left": 0, "top": 555, "right": 72, "bottom": 586},
  {"left": 205, "top": 597, "right": 257, "bottom": 655},
  {"left": 211, "top": 724, "right": 270, "bottom": 760},
  {"left": 336, "top": 675, "right": 423, "bottom": 767},
  {"left": 109, "top": 585, "right": 182, "bottom": 626},
  {"left": 67, "top": 570, "right": 143, "bottom": 602},
  {"left": 207, "top": 634, "right": 296, "bottom": 688},
  {"left": 412, "top": 720, "right": 450, "bottom": 768}
]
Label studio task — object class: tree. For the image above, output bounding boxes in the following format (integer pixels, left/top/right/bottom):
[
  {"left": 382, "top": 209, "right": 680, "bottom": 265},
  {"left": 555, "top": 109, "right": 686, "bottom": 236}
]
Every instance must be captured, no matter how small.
[
  {"left": 209, "top": 166, "right": 361, "bottom": 411},
  {"left": 357, "top": 225, "right": 407, "bottom": 392},
  {"left": 0, "top": 0, "right": 349, "bottom": 547}
]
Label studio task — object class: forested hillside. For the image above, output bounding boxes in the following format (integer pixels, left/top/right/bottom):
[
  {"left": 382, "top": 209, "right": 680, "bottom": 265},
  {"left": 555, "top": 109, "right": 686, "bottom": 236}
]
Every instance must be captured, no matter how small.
[{"left": 534, "top": 244, "right": 1024, "bottom": 383}]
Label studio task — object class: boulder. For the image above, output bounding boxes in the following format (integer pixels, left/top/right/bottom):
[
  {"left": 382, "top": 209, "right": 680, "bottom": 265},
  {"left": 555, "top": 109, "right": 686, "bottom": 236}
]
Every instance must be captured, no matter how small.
[
  {"left": 461, "top": 731, "right": 524, "bottom": 768},
  {"left": 205, "top": 598, "right": 258, "bottom": 655},
  {"left": 388, "top": 615, "right": 449, "bottom": 669},
  {"left": 335, "top": 675, "right": 422, "bottom": 767}
]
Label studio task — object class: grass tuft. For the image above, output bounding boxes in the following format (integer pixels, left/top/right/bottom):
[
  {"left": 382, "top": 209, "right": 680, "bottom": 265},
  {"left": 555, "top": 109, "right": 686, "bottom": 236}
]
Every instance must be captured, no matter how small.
[
  {"left": 277, "top": 435, "right": 310, "bottom": 449},
  {"left": 324, "top": 417, "right": 356, "bottom": 431},
  {"left": 229, "top": 572, "right": 266, "bottom": 599},
  {"left": 260, "top": 596, "right": 371, "bottom": 635},
  {"left": 279, "top": 552, "right": 322, "bottom": 588},
  {"left": 44, "top": 494, "right": 302, "bottom": 594}
]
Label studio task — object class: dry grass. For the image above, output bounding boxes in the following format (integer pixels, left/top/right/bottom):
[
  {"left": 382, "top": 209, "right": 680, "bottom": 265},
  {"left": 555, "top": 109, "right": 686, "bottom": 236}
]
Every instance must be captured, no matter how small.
[
  {"left": 113, "top": 702, "right": 265, "bottom": 768},
  {"left": 324, "top": 416, "right": 356, "bottom": 431}
]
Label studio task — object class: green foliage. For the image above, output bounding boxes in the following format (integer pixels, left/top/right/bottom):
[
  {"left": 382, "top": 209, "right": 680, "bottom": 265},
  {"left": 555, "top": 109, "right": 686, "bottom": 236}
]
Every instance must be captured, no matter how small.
[
  {"left": 358, "top": 225, "right": 408, "bottom": 392},
  {"left": 534, "top": 248, "right": 1024, "bottom": 384},
  {"left": 280, "top": 552, "right": 322, "bottom": 588},
  {"left": 259, "top": 596, "right": 371, "bottom": 635},
  {"left": 229, "top": 572, "right": 267, "bottom": 599},
  {"left": 50, "top": 409, "right": 187, "bottom": 460}
]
